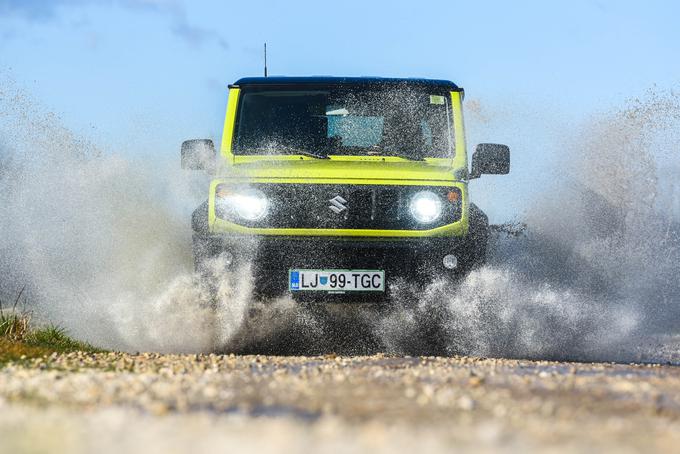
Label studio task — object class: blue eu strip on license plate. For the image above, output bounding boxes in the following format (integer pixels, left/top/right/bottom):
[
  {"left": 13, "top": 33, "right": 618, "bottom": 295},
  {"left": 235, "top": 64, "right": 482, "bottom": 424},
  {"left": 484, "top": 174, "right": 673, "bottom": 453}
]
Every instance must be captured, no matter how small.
[{"left": 289, "top": 269, "right": 385, "bottom": 292}]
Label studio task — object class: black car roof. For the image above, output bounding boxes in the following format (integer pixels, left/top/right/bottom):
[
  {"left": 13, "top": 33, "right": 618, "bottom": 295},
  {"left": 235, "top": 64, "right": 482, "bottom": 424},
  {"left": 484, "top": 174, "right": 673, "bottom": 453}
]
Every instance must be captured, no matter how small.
[{"left": 231, "top": 76, "right": 462, "bottom": 92}]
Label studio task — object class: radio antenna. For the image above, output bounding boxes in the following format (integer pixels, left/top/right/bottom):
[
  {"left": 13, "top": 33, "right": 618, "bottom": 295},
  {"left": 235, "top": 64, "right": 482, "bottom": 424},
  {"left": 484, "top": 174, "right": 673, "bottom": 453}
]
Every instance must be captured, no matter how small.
[{"left": 264, "top": 42, "right": 268, "bottom": 77}]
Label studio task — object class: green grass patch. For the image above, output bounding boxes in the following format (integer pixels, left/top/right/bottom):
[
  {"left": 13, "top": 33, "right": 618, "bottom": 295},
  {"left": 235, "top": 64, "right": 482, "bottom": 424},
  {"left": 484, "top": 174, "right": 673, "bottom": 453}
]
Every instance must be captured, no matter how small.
[
  {"left": 23, "top": 325, "right": 102, "bottom": 354},
  {"left": 1, "top": 295, "right": 103, "bottom": 364}
]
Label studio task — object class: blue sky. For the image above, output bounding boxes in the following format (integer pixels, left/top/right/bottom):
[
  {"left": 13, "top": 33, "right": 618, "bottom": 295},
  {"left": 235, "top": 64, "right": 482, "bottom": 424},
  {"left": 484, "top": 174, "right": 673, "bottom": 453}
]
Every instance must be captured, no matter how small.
[{"left": 1, "top": 0, "right": 679, "bottom": 219}]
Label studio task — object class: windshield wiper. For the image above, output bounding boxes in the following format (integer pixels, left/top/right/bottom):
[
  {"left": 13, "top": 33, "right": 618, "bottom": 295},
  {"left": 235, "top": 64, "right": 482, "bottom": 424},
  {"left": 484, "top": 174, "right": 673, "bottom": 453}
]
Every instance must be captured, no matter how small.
[
  {"left": 244, "top": 147, "right": 329, "bottom": 159},
  {"left": 368, "top": 148, "right": 426, "bottom": 161},
  {"left": 388, "top": 153, "right": 425, "bottom": 161},
  {"left": 283, "top": 148, "right": 330, "bottom": 159}
]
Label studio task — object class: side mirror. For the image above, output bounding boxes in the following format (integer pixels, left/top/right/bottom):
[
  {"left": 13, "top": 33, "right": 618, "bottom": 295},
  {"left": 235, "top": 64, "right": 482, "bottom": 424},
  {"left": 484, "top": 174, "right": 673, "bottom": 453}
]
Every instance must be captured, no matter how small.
[
  {"left": 181, "top": 139, "right": 216, "bottom": 170},
  {"left": 470, "top": 143, "right": 510, "bottom": 179}
]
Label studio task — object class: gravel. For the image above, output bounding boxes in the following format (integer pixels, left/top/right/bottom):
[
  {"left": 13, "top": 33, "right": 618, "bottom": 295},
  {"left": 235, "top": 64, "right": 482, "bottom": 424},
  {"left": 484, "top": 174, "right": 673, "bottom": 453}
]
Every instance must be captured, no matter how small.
[{"left": 1, "top": 352, "right": 680, "bottom": 453}]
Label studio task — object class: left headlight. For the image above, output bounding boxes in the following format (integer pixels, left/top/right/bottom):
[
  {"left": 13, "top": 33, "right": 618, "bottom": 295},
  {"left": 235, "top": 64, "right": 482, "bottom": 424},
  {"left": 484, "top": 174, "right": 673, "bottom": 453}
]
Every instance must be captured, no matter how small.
[
  {"left": 409, "top": 190, "right": 443, "bottom": 224},
  {"left": 215, "top": 187, "right": 269, "bottom": 221}
]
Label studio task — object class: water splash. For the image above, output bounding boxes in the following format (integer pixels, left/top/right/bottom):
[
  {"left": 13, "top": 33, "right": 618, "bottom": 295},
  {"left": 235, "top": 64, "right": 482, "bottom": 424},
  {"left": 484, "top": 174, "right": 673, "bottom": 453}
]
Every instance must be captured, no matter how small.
[
  {"left": 374, "top": 90, "right": 680, "bottom": 361},
  {"left": 0, "top": 79, "right": 250, "bottom": 353},
  {"left": 1, "top": 77, "right": 679, "bottom": 361}
]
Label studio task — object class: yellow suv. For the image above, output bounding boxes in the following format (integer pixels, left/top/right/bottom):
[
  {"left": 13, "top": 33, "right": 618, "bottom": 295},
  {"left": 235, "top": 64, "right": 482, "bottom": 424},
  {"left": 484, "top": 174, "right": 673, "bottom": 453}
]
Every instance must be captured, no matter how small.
[{"left": 182, "top": 76, "right": 509, "bottom": 301}]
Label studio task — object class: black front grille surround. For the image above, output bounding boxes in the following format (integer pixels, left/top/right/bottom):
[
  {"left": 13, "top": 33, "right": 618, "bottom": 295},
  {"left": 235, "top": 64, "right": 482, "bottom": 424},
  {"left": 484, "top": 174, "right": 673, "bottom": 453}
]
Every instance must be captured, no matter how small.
[{"left": 215, "top": 183, "right": 462, "bottom": 230}]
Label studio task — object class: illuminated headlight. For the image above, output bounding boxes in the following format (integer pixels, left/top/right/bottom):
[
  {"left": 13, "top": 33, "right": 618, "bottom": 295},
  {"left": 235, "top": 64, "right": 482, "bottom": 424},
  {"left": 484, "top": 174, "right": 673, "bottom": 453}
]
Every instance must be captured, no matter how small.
[
  {"left": 216, "top": 188, "right": 269, "bottom": 221},
  {"left": 409, "top": 191, "right": 443, "bottom": 224}
]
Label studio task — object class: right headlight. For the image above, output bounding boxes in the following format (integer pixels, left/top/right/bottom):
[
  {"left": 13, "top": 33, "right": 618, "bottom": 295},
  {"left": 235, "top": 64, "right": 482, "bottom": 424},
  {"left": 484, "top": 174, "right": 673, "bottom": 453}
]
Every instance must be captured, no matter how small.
[
  {"left": 409, "top": 190, "right": 443, "bottom": 224},
  {"left": 215, "top": 187, "right": 269, "bottom": 221}
]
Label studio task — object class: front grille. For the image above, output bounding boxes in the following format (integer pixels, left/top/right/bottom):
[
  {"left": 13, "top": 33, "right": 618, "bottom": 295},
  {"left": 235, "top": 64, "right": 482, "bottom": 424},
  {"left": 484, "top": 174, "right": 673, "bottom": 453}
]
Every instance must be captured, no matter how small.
[{"left": 217, "top": 183, "right": 461, "bottom": 230}]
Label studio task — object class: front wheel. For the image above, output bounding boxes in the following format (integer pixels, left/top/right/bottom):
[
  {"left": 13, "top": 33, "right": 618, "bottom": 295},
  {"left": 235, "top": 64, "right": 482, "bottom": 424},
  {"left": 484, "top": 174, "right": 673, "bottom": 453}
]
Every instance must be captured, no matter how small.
[{"left": 456, "top": 203, "right": 489, "bottom": 274}]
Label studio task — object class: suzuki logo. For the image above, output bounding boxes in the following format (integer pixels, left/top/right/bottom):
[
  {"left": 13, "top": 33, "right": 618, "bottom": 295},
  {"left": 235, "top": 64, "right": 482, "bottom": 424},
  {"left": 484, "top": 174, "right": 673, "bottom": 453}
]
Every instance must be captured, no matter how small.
[{"left": 328, "top": 195, "right": 348, "bottom": 214}]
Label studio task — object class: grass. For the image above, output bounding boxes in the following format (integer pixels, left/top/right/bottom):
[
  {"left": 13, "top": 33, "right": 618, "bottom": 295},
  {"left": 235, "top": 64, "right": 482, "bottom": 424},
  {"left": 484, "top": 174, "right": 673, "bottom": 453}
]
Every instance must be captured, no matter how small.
[{"left": 0, "top": 290, "right": 103, "bottom": 364}]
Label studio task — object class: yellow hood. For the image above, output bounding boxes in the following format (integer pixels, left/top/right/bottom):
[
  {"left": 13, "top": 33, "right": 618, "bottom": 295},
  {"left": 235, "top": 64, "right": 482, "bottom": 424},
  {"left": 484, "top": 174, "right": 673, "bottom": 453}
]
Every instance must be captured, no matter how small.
[{"left": 216, "top": 157, "right": 463, "bottom": 184}]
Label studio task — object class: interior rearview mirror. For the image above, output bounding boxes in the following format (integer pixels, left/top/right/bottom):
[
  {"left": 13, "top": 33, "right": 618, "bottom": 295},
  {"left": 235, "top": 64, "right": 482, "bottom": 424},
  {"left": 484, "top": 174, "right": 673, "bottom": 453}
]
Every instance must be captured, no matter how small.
[
  {"left": 181, "top": 139, "right": 216, "bottom": 171},
  {"left": 470, "top": 143, "right": 510, "bottom": 179}
]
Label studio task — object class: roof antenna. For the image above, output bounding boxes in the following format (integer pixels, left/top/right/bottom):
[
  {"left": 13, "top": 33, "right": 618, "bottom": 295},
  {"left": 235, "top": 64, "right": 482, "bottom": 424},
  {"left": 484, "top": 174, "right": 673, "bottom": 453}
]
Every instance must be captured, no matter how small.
[{"left": 264, "top": 42, "right": 268, "bottom": 77}]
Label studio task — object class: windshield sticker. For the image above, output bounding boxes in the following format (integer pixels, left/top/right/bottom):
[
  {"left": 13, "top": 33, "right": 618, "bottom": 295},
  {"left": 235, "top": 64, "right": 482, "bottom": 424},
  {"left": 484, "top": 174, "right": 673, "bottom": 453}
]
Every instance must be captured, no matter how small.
[{"left": 429, "top": 95, "right": 445, "bottom": 105}]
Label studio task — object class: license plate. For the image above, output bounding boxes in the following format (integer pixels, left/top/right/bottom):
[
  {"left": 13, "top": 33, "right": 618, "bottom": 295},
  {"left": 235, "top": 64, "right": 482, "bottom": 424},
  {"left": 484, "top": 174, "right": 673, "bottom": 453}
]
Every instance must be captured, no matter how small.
[{"left": 289, "top": 269, "right": 385, "bottom": 292}]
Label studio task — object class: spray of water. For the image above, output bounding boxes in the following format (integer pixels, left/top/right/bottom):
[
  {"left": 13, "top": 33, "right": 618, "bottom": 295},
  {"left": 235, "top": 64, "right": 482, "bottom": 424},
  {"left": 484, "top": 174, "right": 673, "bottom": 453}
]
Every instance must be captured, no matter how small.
[
  {"left": 1, "top": 78, "right": 679, "bottom": 361},
  {"left": 0, "top": 79, "right": 251, "bottom": 353},
  {"left": 376, "top": 91, "right": 680, "bottom": 362}
]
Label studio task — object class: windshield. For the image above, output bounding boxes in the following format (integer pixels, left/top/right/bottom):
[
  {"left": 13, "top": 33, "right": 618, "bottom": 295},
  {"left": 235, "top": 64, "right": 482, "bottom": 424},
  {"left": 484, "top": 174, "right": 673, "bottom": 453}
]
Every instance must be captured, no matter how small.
[{"left": 233, "top": 85, "right": 454, "bottom": 159}]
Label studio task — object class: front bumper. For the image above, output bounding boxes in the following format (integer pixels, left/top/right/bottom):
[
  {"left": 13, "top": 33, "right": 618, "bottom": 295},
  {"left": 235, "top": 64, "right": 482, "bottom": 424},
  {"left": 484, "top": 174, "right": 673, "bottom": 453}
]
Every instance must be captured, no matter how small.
[{"left": 194, "top": 234, "right": 469, "bottom": 299}]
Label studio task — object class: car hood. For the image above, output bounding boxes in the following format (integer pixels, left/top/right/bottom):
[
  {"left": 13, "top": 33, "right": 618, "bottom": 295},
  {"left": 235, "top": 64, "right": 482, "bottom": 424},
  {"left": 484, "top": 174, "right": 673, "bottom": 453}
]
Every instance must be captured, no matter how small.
[{"left": 216, "top": 158, "right": 462, "bottom": 183}]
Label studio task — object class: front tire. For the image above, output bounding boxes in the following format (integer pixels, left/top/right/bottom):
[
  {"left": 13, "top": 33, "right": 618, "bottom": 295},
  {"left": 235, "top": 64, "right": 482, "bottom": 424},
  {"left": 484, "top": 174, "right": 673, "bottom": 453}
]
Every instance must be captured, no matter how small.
[{"left": 457, "top": 203, "right": 489, "bottom": 274}]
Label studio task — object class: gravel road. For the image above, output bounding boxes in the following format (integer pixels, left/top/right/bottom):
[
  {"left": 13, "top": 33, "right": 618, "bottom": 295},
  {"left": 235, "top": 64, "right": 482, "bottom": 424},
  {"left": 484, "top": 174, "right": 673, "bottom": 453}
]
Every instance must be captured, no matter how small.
[{"left": 1, "top": 352, "right": 680, "bottom": 453}]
